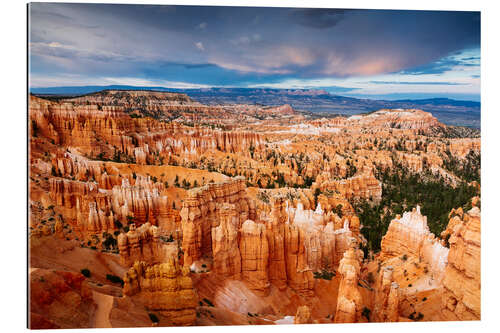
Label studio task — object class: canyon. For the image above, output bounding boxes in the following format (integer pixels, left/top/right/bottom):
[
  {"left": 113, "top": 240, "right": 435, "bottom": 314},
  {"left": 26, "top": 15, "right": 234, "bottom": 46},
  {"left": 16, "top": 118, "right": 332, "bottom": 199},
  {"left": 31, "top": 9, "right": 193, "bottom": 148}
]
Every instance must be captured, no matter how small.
[{"left": 29, "top": 90, "right": 481, "bottom": 328}]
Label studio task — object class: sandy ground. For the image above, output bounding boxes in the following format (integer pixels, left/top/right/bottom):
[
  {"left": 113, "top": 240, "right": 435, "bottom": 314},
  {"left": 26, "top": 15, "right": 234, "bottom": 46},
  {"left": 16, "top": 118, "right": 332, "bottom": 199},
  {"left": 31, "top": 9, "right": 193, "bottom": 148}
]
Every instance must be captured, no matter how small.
[{"left": 92, "top": 291, "right": 114, "bottom": 328}]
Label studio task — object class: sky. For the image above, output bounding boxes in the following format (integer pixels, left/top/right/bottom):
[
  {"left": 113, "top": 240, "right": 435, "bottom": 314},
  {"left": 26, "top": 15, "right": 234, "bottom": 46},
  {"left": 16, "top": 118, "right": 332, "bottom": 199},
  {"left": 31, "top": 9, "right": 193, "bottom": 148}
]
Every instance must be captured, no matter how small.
[{"left": 29, "top": 3, "right": 480, "bottom": 101}]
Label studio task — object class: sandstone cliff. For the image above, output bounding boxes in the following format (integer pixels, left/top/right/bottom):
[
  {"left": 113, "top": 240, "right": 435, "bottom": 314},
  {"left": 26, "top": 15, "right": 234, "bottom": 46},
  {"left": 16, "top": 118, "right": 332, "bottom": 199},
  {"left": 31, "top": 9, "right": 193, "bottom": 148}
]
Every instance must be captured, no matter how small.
[
  {"left": 334, "top": 238, "right": 363, "bottom": 323},
  {"left": 117, "top": 223, "right": 179, "bottom": 267},
  {"left": 441, "top": 205, "right": 480, "bottom": 320},
  {"left": 180, "top": 177, "right": 254, "bottom": 268},
  {"left": 123, "top": 259, "right": 198, "bottom": 326},
  {"left": 240, "top": 220, "right": 270, "bottom": 293},
  {"left": 372, "top": 266, "right": 400, "bottom": 322},
  {"left": 29, "top": 269, "right": 96, "bottom": 329},
  {"left": 380, "top": 206, "right": 449, "bottom": 282},
  {"left": 294, "top": 305, "right": 313, "bottom": 324}
]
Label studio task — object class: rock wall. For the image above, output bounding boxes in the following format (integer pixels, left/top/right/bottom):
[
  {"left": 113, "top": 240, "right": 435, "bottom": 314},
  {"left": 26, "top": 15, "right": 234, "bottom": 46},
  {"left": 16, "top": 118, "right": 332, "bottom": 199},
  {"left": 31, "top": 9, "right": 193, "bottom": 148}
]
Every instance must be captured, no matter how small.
[
  {"left": 30, "top": 95, "right": 262, "bottom": 160},
  {"left": 347, "top": 109, "right": 442, "bottom": 130},
  {"left": 240, "top": 220, "right": 270, "bottom": 293},
  {"left": 334, "top": 239, "right": 363, "bottom": 323},
  {"left": 180, "top": 177, "right": 254, "bottom": 267},
  {"left": 372, "top": 266, "right": 400, "bottom": 322},
  {"left": 313, "top": 170, "right": 382, "bottom": 202},
  {"left": 48, "top": 172, "right": 172, "bottom": 239},
  {"left": 117, "top": 223, "right": 179, "bottom": 267},
  {"left": 294, "top": 305, "right": 313, "bottom": 324},
  {"left": 111, "top": 177, "right": 167, "bottom": 225},
  {"left": 29, "top": 269, "right": 96, "bottom": 329},
  {"left": 211, "top": 203, "right": 242, "bottom": 278},
  {"left": 123, "top": 259, "right": 198, "bottom": 326},
  {"left": 380, "top": 206, "right": 449, "bottom": 281},
  {"left": 441, "top": 206, "right": 481, "bottom": 321}
]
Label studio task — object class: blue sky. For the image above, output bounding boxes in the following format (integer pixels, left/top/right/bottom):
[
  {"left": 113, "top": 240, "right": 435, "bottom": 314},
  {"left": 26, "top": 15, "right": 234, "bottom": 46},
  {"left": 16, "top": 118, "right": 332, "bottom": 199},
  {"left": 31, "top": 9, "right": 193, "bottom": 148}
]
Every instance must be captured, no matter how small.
[{"left": 29, "top": 3, "right": 480, "bottom": 101}]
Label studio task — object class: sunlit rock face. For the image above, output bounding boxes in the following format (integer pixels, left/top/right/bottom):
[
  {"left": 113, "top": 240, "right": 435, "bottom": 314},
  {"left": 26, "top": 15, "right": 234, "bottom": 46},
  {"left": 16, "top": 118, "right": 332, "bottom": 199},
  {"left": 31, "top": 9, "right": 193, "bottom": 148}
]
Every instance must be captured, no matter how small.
[
  {"left": 334, "top": 239, "right": 363, "bottom": 323},
  {"left": 117, "top": 222, "right": 179, "bottom": 267},
  {"left": 180, "top": 177, "right": 253, "bottom": 268},
  {"left": 380, "top": 205, "right": 449, "bottom": 282},
  {"left": 294, "top": 305, "right": 313, "bottom": 324},
  {"left": 30, "top": 94, "right": 263, "bottom": 163},
  {"left": 211, "top": 203, "right": 242, "bottom": 278},
  {"left": 123, "top": 259, "right": 198, "bottom": 326},
  {"left": 347, "top": 109, "right": 442, "bottom": 130},
  {"left": 240, "top": 220, "right": 270, "bottom": 293},
  {"left": 313, "top": 170, "right": 382, "bottom": 203},
  {"left": 441, "top": 206, "right": 481, "bottom": 321},
  {"left": 373, "top": 266, "right": 400, "bottom": 322}
]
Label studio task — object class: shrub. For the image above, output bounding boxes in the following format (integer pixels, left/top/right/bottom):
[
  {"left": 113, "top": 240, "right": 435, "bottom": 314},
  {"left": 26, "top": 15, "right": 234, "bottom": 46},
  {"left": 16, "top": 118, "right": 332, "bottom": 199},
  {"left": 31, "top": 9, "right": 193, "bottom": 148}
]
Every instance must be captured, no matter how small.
[
  {"left": 80, "top": 268, "right": 91, "bottom": 278},
  {"left": 203, "top": 298, "right": 214, "bottom": 307},
  {"left": 401, "top": 254, "right": 408, "bottom": 261},
  {"left": 313, "top": 269, "right": 335, "bottom": 280},
  {"left": 114, "top": 220, "right": 123, "bottom": 229},
  {"left": 160, "top": 234, "right": 174, "bottom": 243},
  {"left": 106, "top": 274, "right": 124, "bottom": 286},
  {"left": 362, "top": 307, "right": 371, "bottom": 321},
  {"left": 148, "top": 313, "right": 159, "bottom": 323}
]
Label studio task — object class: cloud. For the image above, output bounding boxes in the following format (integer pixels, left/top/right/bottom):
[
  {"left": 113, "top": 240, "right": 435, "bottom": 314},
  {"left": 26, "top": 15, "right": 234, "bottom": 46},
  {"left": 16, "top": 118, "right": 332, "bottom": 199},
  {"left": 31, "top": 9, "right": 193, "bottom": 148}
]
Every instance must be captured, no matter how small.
[
  {"left": 400, "top": 49, "right": 480, "bottom": 75},
  {"left": 289, "top": 8, "right": 347, "bottom": 29},
  {"left": 368, "top": 81, "right": 468, "bottom": 86},
  {"left": 28, "top": 3, "right": 480, "bottom": 95},
  {"left": 29, "top": 73, "right": 212, "bottom": 89},
  {"left": 230, "top": 34, "right": 261, "bottom": 46},
  {"left": 195, "top": 42, "right": 205, "bottom": 51}
]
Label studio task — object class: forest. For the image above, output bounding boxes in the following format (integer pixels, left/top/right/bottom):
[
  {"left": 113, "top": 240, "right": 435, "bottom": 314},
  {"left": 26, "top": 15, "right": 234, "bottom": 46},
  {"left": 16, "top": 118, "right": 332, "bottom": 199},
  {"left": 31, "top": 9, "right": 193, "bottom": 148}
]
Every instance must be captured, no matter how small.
[{"left": 356, "top": 162, "right": 479, "bottom": 254}]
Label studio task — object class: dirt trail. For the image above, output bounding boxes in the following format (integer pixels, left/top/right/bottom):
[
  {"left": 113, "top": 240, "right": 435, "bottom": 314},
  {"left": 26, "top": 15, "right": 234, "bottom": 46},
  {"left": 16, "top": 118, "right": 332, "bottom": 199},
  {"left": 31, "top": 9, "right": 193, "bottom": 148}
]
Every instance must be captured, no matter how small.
[{"left": 92, "top": 291, "right": 114, "bottom": 328}]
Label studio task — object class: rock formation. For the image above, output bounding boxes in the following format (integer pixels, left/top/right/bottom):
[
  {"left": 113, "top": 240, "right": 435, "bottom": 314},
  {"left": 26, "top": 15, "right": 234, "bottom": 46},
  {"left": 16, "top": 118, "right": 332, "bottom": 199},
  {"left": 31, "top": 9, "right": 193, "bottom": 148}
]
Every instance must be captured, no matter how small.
[
  {"left": 123, "top": 259, "right": 198, "bottom": 326},
  {"left": 240, "top": 220, "right": 270, "bottom": 293},
  {"left": 29, "top": 90, "right": 481, "bottom": 328},
  {"left": 211, "top": 203, "right": 242, "bottom": 278},
  {"left": 373, "top": 266, "right": 400, "bottom": 322},
  {"left": 117, "top": 223, "right": 179, "bottom": 267},
  {"left": 380, "top": 206, "right": 449, "bottom": 281},
  {"left": 29, "top": 269, "right": 96, "bottom": 329},
  {"left": 346, "top": 109, "right": 442, "bottom": 131},
  {"left": 334, "top": 238, "right": 363, "bottom": 323},
  {"left": 265, "top": 198, "right": 288, "bottom": 290},
  {"left": 441, "top": 206, "right": 481, "bottom": 321},
  {"left": 180, "top": 177, "right": 254, "bottom": 268},
  {"left": 313, "top": 169, "right": 382, "bottom": 202},
  {"left": 294, "top": 305, "right": 313, "bottom": 324}
]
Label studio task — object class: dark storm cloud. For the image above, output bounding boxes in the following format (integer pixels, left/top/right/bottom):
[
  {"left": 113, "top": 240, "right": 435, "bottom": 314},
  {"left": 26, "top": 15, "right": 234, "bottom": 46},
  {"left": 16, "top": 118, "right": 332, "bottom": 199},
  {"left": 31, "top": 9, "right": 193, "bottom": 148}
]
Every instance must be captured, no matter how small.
[
  {"left": 289, "top": 8, "right": 348, "bottom": 28},
  {"left": 29, "top": 3, "right": 480, "bottom": 86}
]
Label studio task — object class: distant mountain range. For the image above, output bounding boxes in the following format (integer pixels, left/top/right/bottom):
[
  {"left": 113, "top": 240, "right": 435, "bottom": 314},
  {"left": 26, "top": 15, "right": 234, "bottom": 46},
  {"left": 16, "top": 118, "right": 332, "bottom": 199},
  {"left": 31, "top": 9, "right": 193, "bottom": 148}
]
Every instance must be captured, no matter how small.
[{"left": 30, "top": 85, "right": 480, "bottom": 128}]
